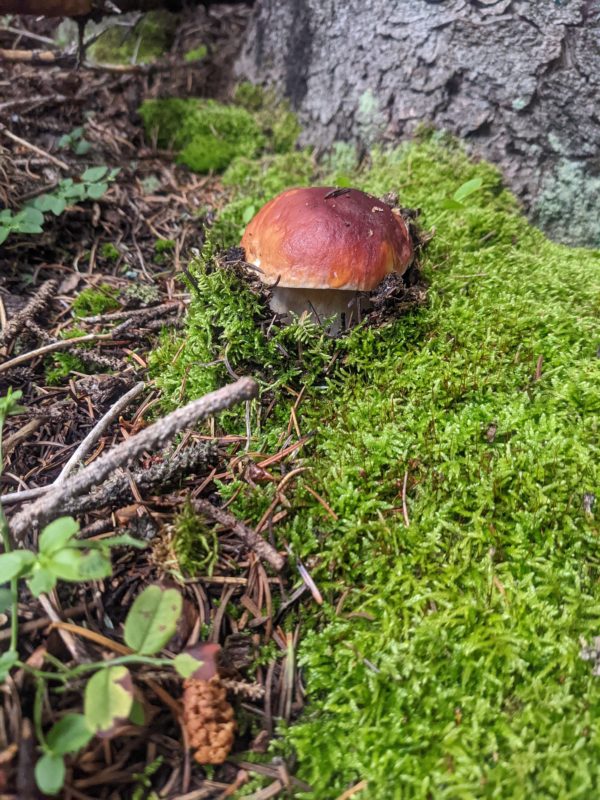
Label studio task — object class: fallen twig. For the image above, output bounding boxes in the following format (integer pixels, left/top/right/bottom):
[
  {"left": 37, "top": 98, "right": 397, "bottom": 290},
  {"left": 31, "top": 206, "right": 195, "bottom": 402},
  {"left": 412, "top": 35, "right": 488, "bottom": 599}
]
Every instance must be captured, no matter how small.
[
  {"left": 193, "top": 498, "right": 285, "bottom": 572},
  {"left": 1, "top": 440, "right": 215, "bottom": 507},
  {"left": 0, "top": 279, "right": 57, "bottom": 350},
  {"left": 57, "top": 381, "right": 146, "bottom": 483},
  {"left": 0, "top": 331, "right": 116, "bottom": 374},
  {"left": 9, "top": 377, "right": 258, "bottom": 541},
  {"left": 0, "top": 124, "right": 69, "bottom": 171}
]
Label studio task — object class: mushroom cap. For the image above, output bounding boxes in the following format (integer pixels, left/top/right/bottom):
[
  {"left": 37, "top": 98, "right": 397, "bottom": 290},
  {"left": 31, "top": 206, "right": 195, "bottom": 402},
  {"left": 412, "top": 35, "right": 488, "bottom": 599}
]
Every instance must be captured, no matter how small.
[{"left": 240, "top": 186, "right": 413, "bottom": 291}]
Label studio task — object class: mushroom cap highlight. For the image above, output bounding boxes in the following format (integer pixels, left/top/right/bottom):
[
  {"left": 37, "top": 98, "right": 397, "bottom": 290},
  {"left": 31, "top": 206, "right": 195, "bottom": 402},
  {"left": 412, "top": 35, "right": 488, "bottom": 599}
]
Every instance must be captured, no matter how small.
[{"left": 240, "top": 187, "right": 413, "bottom": 292}]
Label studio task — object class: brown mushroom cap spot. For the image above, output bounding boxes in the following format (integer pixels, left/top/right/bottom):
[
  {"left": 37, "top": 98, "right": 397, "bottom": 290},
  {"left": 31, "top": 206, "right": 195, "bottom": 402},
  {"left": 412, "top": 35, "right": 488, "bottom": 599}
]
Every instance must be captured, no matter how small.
[{"left": 240, "top": 186, "right": 413, "bottom": 292}]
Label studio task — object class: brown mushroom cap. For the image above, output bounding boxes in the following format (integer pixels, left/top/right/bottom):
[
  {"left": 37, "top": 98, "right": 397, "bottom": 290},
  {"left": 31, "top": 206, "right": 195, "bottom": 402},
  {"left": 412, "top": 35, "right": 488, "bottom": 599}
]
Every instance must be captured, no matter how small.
[{"left": 240, "top": 187, "right": 413, "bottom": 292}]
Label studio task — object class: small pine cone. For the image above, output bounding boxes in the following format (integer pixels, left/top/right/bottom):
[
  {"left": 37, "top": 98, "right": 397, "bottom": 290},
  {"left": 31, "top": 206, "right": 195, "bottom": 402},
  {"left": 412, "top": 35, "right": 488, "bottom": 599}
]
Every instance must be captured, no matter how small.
[{"left": 183, "top": 676, "right": 236, "bottom": 764}]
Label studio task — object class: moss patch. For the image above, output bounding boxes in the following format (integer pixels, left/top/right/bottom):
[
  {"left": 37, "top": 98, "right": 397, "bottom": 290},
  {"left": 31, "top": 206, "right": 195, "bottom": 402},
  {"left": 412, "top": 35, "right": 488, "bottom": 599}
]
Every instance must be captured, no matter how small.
[
  {"left": 152, "top": 135, "right": 600, "bottom": 798},
  {"left": 139, "top": 98, "right": 265, "bottom": 173},
  {"left": 72, "top": 284, "right": 120, "bottom": 318},
  {"left": 139, "top": 84, "right": 301, "bottom": 175},
  {"left": 89, "top": 11, "right": 177, "bottom": 65}
]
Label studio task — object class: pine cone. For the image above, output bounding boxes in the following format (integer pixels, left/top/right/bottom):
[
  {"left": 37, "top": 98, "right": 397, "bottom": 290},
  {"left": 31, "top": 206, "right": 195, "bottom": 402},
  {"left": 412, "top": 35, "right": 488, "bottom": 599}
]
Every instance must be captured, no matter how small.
[{"left": 183, "top": 676, "right": 236, "bottom": 764}]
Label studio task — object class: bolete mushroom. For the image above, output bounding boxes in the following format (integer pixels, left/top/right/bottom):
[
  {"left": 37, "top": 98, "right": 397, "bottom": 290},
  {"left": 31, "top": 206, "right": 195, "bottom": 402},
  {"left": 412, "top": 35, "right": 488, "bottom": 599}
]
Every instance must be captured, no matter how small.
[{"left": 240, "top": 186, "right": 413, "bottom": 332}]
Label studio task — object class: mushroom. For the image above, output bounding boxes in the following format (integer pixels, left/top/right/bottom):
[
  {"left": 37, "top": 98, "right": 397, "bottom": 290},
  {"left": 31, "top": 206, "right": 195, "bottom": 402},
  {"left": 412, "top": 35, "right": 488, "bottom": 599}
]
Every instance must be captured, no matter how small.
[{"left": 240, "top": 186, "right": 413, "bottom": 332}]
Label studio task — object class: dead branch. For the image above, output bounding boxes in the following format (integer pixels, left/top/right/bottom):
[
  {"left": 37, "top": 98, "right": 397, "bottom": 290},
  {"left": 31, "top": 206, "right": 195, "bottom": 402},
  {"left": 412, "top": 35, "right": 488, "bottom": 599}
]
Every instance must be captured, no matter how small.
[
  {"left": 0, "top": 125, "right": 70, "bottom": 171},
  {"left": 193, "top": 498, "right": 285, "bottom": 572},
  {"left": 56, "top": 380, "right": 146, "bottom": 484},
  {"left": 0, "top": 331, "right": 118, "bottom": 374},
  {"left": 9, "top": 377, "right": 258, "bottom": 542},
  {"left": 0, "top": 280, "right": 57, "bottom": 350}
]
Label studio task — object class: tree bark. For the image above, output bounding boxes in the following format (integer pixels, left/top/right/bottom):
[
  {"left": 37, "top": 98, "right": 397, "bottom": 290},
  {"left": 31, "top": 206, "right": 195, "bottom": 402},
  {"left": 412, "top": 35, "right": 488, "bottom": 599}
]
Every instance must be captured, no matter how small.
[{"left": 236, "top": 0, "right": 600, "bottom": 247}]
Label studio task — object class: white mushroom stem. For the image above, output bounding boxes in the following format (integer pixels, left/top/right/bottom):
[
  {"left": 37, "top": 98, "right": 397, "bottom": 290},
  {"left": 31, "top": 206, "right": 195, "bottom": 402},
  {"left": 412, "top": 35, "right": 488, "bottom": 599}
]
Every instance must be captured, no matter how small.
[{"left": 269, "top": 286, "right": 369, "bottom": 333}]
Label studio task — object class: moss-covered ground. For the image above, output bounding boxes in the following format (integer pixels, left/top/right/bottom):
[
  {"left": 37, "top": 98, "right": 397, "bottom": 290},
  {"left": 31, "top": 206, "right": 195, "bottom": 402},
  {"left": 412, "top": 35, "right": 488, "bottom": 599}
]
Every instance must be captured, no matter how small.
[{"left": 152, "top": 132, "right": 600, "bottom": 798}]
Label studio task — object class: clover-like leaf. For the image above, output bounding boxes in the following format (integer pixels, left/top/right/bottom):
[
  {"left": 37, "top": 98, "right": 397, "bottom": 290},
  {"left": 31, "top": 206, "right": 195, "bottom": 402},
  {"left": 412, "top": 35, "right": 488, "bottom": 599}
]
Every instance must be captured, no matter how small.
[
  {"left": 82, "top": 166, "right": 108, "bottom": 182},
  {"left": 35, "top": 753, "right": 65, "bottom": 796},
  {"left": 46, "top": 714, "right": 94, "bottom": 755},
  {"left": 0, "top": 550, "right": 36, "bottom": 582},
  {"left": 124, "top": 585, "right": 182, "bottom": 655},
  {"left": 174, "top": 643, "right": 220, "bottom": 680},
  {"left": 84, "top": 666, "right": 134, "bottom": 736},
  {"left": 27, "top": 566, "right": 57, "bottom": 597},
  {"left": 39, "top": 516, "right": 79, "bottom": 556},
  {"left": 0, "top": 650, "right": 18, "bottom": 682}
]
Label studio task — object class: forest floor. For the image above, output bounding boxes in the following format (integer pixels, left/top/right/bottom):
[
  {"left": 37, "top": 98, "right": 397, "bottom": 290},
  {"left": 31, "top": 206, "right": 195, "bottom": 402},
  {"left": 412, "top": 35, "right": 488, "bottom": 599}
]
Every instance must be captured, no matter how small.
[{"left": 1, "top": 7, "right": 600, "bottom": 800}]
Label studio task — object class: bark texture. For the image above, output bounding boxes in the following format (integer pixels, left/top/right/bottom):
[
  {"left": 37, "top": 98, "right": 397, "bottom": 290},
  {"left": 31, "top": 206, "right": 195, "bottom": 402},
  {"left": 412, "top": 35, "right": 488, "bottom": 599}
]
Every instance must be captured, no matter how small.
[{"left": 236, "top": 0, "right": 600, "bottom": 247}]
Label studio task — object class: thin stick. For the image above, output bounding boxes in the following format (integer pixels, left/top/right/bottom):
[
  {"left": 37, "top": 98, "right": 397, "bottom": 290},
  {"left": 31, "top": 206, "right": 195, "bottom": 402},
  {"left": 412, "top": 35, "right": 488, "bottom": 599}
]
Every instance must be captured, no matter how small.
[
  {"left": 193, "top": 498, "right": 285, "bottom": 572},
  {"left": 0, "top": 279, "right": 56, "bottom": 349},
  {"left": 0, "top": 603, "right": 86, "bottom": 643},
  {"left": 401, "top": 469, "right": 410, "bottom": 527},
  {"left": 0, "top": 332, "right": 114, "bottom": 374},
  {"left": 56, "top": 381, "right": 145, "bottom": 484},
  {"left": 9, "top": 377, "right": 258, "bottom": 542},
  {"left": 37, "top": 594, "right": 80, "bottom": 661},
  {"left": 0, "top": 125, "right": 69, "bottom": 171}
]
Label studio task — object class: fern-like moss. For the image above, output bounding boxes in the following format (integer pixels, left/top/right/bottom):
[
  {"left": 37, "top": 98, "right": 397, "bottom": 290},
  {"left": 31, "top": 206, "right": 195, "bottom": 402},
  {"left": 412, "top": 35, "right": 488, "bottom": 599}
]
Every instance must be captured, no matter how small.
[{"left": 152, "top": 134, "right": 600, "bottom": 798}]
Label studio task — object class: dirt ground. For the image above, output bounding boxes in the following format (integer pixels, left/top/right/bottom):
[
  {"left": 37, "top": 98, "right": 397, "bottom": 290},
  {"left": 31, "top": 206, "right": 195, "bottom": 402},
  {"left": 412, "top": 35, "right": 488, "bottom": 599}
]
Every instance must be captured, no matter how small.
[{"left": 0, "top": 7, "right": 309, "bottom": 798}]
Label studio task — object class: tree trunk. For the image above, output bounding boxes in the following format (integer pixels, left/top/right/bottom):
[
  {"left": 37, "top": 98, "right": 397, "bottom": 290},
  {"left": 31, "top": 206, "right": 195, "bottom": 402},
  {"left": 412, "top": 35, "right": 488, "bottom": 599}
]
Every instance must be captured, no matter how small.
[{"left": 236, "top": 0, "right": 600, "bottom": 247}]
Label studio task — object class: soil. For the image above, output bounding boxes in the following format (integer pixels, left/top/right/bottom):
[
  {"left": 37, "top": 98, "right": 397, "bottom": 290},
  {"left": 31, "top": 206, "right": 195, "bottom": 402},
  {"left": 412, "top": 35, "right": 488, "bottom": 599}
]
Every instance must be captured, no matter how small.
[{"left": 0, "top": 7, "right": 309, "bottom": 798}]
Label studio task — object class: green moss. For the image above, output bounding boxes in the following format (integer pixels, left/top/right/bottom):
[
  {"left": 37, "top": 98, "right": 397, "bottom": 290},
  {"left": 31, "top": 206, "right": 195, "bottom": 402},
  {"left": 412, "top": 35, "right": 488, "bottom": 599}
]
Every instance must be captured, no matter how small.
[
  {"left": 72, "top": 284, "right": 120, "bottom": 318},
  {"left": 173, "top": 502, "right": 219, "bottom": 577},
  {"left": 100, "top": 242, "right": 120, "bottom": 262},
  {"left": 89, "top": 11, "right": 176, "bottom": 65},
  {"left": 233, "top": 81, "right": 266, "bottom": 112},
  {"left": 139, "top": 98, "right": 265, "bottom": 174},
  {"left": 45, "top": 327, "right": 91, "bottom": 384},
  {"left": 184, "top": 45, "right": 207, "bottom": 62},
  {"left": 153, "top": 135, "right": 600, "bottom": 798},
  {"left": 45, "top": 353, "right": 87, "bottom": 385}
]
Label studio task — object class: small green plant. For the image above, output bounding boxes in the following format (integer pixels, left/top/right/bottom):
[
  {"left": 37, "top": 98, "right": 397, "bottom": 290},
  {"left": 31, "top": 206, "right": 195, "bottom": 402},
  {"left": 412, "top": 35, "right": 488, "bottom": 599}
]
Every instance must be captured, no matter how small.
[
  {"left": 72, "top": 283, "right": 120, "bottom": 317},
  {"left": 100, "top": 242, "right": 120, "bottom": 262},
  {"left": 58, "top": 126, "right": 92, "bottom": 156},
  {"left": 184, "top": 45, "right": 207, "bottom": 62},
  {"left": 0, "top": 206, "right": 45, "bottom": 244},
  {"left": 0, "top": 167, "right": 119, "bottom": 244},
  {"left": 0, "top": 388, "right": 26, "bottom": 660},
  {"left": 154, "top": 238, "right": 175, "bottom": 264},
  {"left": 0, "top": 513, "right": 217, "bottom": 795}
]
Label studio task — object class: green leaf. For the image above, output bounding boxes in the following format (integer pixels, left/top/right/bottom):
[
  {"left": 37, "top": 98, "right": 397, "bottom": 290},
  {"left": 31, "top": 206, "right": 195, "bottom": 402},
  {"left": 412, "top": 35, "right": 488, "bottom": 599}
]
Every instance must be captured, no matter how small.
[
  {"left": 27, "top": 566, "right": 57, "bottom": 597},
  {"left": 82, "top": 166, "right": 108, "bottom": 182},
  {"left": 46, "top": 714, "right": 94, "bottom": 755},
  {"left": 0, "top": 587, "right": 13, "bottom": 614},
  {"left": 34, "top": 752, "right": 65, "bottom": 796},
  {"left": 453, "top": 177, "right": 483, "bottom": 203},
  {"left": 17, "top": 224, "right": 43, "bottom": 235},
  {"left": 95, "top": 534, "right": 146, "bottom": 550},
  {"left": 242, "top": 204, "right": 256, "bottom": 224},
  {"left": 20, "top": 206, "right": 44, "bottom": 226},
  {"left": 124, "top": 586, "right": 182, "bottom": 655},
  {"left": 74, "top": 139, "right": 91, "bottom": 156},
  {"left": 0, "top": 550, "right": 36, "bottom": 582},
  {"left": 129, "top": 698, "right": 146, "bottom": 726},
  {"left": 85, "top": 182, "right": 108, "bottom": 200},
  {"left": 84, "top": 666, "right": 133, "bottom": 735},
  {"left": 33, "top": 194, "right": 67, "bottom": 216},
  {"left": 39, "top": 516, "right": 79, "bottom": 555},
  {"left": 0, "top": 227, "right": 9, "bottom": 245},
  {"left": 0, "top": 650, "right": 18, "bottom": 682},
  {"left": 173, "top": 652, "right": 204, "bottom": 679},
  {"left": 47, "top": 548, "right": 112, "bottom": 582}
]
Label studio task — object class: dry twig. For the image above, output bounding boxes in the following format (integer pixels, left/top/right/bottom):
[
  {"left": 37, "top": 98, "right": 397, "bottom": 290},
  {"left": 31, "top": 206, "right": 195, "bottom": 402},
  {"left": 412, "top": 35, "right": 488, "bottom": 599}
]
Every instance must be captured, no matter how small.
[
  {"left": 9, "top": 377, "right": 258, "bottom": 541},
  {"left": 193, "top": 498, "right": 285, "bottom": 572}
]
